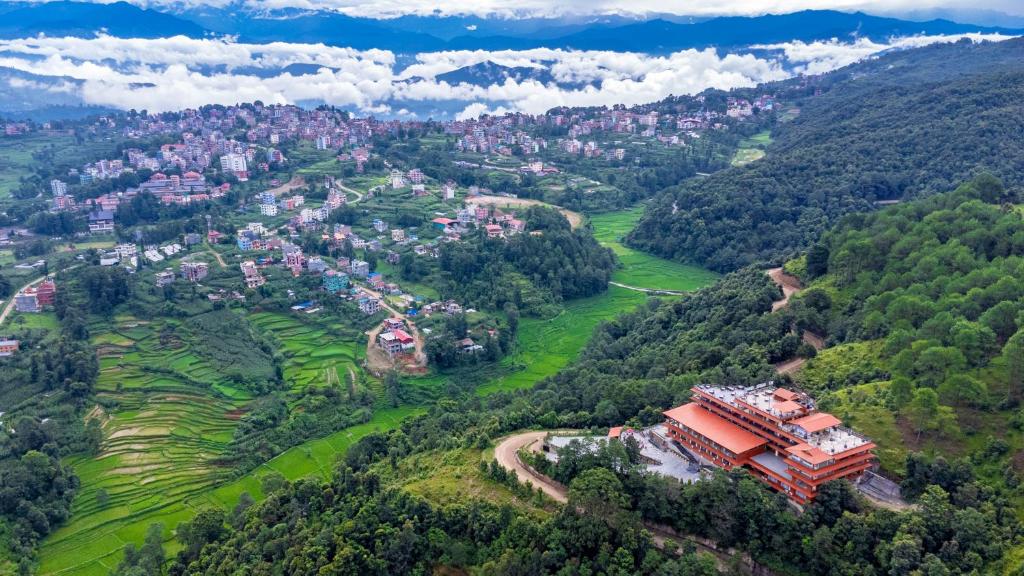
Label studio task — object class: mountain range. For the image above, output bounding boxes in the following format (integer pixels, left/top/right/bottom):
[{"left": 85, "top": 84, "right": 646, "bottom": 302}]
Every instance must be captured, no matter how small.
[{"left": 0, "top": 1, "right": 1020, "bottom": 53}]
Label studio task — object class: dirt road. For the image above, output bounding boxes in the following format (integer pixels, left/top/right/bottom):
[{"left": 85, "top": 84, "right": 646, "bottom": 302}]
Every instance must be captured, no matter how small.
[
  {"left": 267, "top": 175, "right": 306, "bottom": 197},
  {"left": 471, "top": 195, "right": 583, "bottom": 229},
  {"left": 360, "top": 285, "right": 427, "bottom": 374},
  {"left": 335, "top": 182, "right": 364, "bottom": 204},
  {"left": 767, "top": 267, "right": 801, "bottom": 312},
  {"left": 766, "top": 268, "right": 826, "bottom": 374}
]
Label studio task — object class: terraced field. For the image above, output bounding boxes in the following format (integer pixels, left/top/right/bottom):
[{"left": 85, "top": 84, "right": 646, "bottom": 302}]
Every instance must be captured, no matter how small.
[
  {"left": 38, "top": 205, "right": 719, "bottom": 575},
  {"left": 40, "top": 317, "right": 251, "bottom": 576},
  {"left": 247, "top": 312, "right": 371, "bottom": 396}
]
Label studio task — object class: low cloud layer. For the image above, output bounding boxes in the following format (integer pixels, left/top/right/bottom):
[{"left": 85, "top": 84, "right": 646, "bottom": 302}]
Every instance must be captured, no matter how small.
[{"left": 0, "top": 33, "right": 1012, "bottom": 116}]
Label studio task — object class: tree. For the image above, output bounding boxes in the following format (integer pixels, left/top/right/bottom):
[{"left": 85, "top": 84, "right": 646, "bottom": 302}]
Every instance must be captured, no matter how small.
[
  {"left": 567, "top": 468, "right": 631, "bottom": 527},
  {"left": 1003, "top": 330, "right": 1024, "bottom": 403},
  {"left": 806, "top": 244, "right": 830, "bottom": 278},
  {"left": 906, "top": 388, "right": 940, "bottom": 439}
]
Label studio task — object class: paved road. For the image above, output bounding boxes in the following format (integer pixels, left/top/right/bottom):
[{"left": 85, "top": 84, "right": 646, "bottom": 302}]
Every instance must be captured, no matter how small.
[
  {"left": 493, "top": 431, "right": 775, "bottom": 574},
  {"left": 0, "top": 274, "right": 46, "bottom": 327}
]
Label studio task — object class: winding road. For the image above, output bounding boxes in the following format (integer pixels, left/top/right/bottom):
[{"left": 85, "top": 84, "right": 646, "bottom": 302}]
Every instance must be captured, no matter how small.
[
  {"left": 765, "top": 267, "right": 825, "bottom": 374},
  {"left": 494, "top": 431, "right": 774, "bottom": 574}
]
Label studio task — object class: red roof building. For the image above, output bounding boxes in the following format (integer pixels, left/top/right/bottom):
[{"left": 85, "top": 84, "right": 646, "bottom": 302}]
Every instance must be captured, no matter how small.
[{"left": 664, "top": 384, "right": 875, "bottom": 504}]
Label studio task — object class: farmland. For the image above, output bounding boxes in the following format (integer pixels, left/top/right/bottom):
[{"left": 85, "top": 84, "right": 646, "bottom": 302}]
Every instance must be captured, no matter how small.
[
  {"left": 36, "top": 200, "right": 719, "bottom": 575},
  {"left": 589, "top": 206, "right": 719, "bottom": 292}
]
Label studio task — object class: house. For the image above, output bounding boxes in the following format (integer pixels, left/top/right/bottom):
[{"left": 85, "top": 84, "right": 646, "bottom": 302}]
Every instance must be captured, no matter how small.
[
  {"left": 663, "top": 383, "right": 876, "bottom": 504},
  {"left": 14, "top": 290, "right": 39, "bottom": 313},
  {"left": 323, "top": 270, "right": 349, "bottom": 293},
  {"left": 411, "top": 184, "right": 427, "bottom": 196},
  {"left": 379, "top": 329, "right": 414, "bottom": 357},
  {"left": 350, "top": 259, "right": 370, "bottom": 278},
  {"left": 155, "top": 269, "right": 175, "bottom": 287},
  {"left": 359, "top": 297, "right": 381, "bottom": 315},
  {"left": 260, "top": 203, "right": 279, "bottom": 216},
  {"left": 180, "top": 261, "right": 209, "bottom": 282},
  {"left": 507, "top": 219, "right": 526, "bottom": 233},
  {"left": 35, "top": 280, "right": 56, "bottom": 306},
  {"left": 390, "top": 169, "right": 405, "bottom": 189},
  {"left": 391, "top": 229, "right": 405, "bottom": 242},
  {"left": 485, "top": 224, "right": 503, "bottom": 238},
  {"left": 373, "top": 219, "right": 389, "bottom": 233},
  {"left": 0, "top": 339, "right": 19, "bottom": 356},
  {"left": 407, "top": 168, "right": 425, "bottom": 184},
  {"left": 384, "top": 317, "right": 405, "bottom": 331},
  {"left": 386, "top": 251, "right": 400, "bottom": 264},
  {"left": 431, "top": 217, "right": 457, "bottom": 231},
  {"left": 88, "top": 210, "right": 115, "bottom": 234}
]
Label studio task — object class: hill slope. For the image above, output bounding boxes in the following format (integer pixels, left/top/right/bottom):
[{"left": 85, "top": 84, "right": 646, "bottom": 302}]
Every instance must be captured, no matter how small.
[{"left": 627, "top": 37, "right": 1024, "bottom": 272}]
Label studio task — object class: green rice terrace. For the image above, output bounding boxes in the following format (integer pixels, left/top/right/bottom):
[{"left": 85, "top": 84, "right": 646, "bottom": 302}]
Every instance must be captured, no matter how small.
[{"left": 37, "top": 203, "right": 719, "bottom": 576}]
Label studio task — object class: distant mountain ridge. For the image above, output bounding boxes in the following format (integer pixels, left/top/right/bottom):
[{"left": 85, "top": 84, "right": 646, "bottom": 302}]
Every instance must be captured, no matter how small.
[{"left": 2, "top": 2, "right": 1020, "bottom": 53}]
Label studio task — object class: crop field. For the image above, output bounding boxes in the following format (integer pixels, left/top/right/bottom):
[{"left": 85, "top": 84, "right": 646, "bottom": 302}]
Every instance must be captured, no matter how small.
[
  {"left": 589, "top": 206, "right": 719, "bottom": 292},
  {"left": 39, "top": 317, "right": 250, "bottom": 576},
  {"left": 476, "top": 286, "right": 645, "bottom": 395},
  {"left": 37, "top": 202, "right": 719, "bottom": 575},
  {"left": 248, "top": 312, "right": 370, "bottom": 396}
]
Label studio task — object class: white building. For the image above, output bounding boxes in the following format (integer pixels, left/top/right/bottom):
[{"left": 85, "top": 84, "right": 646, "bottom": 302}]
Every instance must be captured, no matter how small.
[
  {"left": 260, "top": 203, "right": 279, "bottom": 216},
  {"left": 50, "top": 179, "right": 67, "bottom": 196}
]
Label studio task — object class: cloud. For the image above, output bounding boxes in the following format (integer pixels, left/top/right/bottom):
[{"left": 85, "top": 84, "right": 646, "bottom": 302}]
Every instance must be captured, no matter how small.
[
  {"left": 0, "top": 33, "right": 1012, "bottom": 116},
  {"left": 17, "top": 0, "right": 1024, "bottom": 18}
]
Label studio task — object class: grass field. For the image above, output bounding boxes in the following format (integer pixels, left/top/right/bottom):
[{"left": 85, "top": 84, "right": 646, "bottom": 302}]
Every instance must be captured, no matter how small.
[
  {"left": 589, "top": 206, "right": 719, "bottom": 292},
  {"left": 730, "top": 130, "right": 772, "bottom": 167}
]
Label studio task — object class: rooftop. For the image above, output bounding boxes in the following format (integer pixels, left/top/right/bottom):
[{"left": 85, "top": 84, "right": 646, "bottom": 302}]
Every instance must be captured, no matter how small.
[{"left": 664, "top": 403, "right": 765, "bottom": 455}]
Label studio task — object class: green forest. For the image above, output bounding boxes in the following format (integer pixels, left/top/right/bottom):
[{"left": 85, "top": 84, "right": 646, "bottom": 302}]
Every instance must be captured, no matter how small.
[{"left": 628, "top": 38, "right": 1024, "bottom": 271}]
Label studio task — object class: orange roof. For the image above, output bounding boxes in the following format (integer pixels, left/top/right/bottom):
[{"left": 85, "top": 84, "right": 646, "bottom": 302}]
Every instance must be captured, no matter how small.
[
  {"left": 664, "top": 403, "right": 765, "bottom": 455},
  {"left": 791, "top": 412, "right": 841, "bottom": 434},
  {"left": 786, "top": 443, "right": 832, "bottom": 466},
  {"left": 772, "top": 400, "right": 804, "bottom": 414},
  {"left": 773, "top": 388, "right": 800, "bottom": 401},
  {"left": 608, "top": 426, "right": 623, "bottom": 439}
]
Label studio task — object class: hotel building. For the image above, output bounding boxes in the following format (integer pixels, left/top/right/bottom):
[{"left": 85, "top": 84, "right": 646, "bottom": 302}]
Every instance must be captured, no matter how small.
[{"left": 663, "top": 383, "right": 875, "bottom": 504}]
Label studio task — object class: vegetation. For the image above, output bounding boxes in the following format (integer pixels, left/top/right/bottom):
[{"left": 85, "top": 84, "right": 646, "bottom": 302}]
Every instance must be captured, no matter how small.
[{"left": 628, "top": 38, "right": 1024, "bottom": 271}]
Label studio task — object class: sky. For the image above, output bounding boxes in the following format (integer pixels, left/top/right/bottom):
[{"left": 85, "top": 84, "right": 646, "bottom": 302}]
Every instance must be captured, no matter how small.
[{"left": 11, "top": 0, "right": 1024, "bottom": 18}]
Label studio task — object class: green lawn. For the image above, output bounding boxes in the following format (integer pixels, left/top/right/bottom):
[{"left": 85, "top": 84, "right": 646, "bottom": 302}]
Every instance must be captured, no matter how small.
[{"left": 589, "top": 206, "right": 719, "bottom": 292}]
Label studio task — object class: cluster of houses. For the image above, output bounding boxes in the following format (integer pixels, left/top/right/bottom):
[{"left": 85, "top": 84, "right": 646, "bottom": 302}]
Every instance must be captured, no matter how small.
[
  {"left": 257, "top": 190, "right": 305, "bottom": 217},
  {"left": 153, "top": 260, "right": 210, "bottom": 288},
  {"left": 431, "top": 203, "right": 526, "bottom": 240},
  {"left": 100, "top": 237, "right": 203, "bottom": 269}
]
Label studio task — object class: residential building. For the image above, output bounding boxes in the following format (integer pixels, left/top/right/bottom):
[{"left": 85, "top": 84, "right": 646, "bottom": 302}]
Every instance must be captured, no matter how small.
[
  {"left": 181, "top": 261, "right": 209, "bottom": 282},
  {"left": 322, "top": 270, "right": 349, "bottom": 293},
  {"left": 240, "top": 260, "right": 265, "bottom": 288},
  {"left": 378, "top": 329, "right": 414, "bottom": 357},
  {"left": 155, "top": 269, "right": 176, "bottom": 287},
  {"left": 88, "top": 210, "right": 115, "bottom": 234},
  {"left": 391, "top": 229, "right": 405, "bottom": 242},
  {"left": 359, "top": 297, "right": 381, "bottom": 315},
  {"left": 260, "top": 203, "right": 279, "bottom": 216},
  {"left": 35, "top": 280, "right": 56, "bottom": 306},
  {"left": 14, "top": 290, "right": 39, "bottom": 313},
  {"left": 350, "top": 259, "right": 370, "bottom": 278},
  {"left": 0, "top": 339, "right": 19, "bottom": 356},
  {"left": 663, "top": 383, "right": 876, "bottom": 504},
  {"left": 50, "top": 179, "right": 67, "bottom": 196}
]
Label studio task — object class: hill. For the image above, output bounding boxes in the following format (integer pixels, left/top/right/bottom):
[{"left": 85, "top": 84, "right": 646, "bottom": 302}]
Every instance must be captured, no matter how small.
[
  {"left": 0, "top": 1, "right": 206, "bottom": 39},
  {"left": 627, "top": 37, "right": 1024, "bottom": 272}
]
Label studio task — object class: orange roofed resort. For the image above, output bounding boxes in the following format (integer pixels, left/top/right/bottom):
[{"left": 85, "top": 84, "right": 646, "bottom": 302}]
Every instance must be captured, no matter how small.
[{"left": 664, "top": 383, "right": 875, "bottom": 504}]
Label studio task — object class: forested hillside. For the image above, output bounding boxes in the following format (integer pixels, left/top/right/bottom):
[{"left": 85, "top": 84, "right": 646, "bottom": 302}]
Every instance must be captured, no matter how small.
[
  {"left": 156, "top": 176, "right": 1024, "bottom": 576},
  {"left": 628, "top": 37, "right": 1024, "bottom": 272}
]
